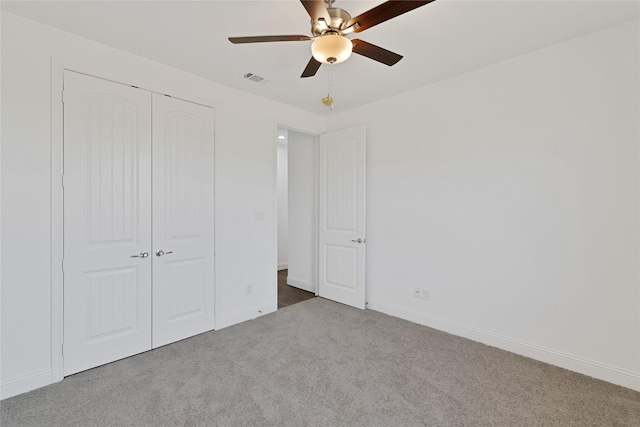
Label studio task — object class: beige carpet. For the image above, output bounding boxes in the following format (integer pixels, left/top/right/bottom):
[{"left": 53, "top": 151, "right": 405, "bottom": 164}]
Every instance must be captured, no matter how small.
[{"left": 2, "top": 298, "right": 639, "bottom": 426}]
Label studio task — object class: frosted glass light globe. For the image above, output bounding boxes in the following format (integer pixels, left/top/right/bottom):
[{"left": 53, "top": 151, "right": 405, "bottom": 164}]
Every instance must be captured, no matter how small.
[{"left": 311, "top": 34, "right": 353, "bottom": 64}]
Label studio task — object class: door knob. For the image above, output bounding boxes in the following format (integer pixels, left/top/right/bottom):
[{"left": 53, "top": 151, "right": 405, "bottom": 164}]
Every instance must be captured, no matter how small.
[
  {"left": 351, "top": 238, "right": 363, "bottom": 244},
  {"left": 155, "top": 249, "right": 173, "bottom": 257},
  {"left": 131, "top": 251, "right": 149, "bottom": 258}
]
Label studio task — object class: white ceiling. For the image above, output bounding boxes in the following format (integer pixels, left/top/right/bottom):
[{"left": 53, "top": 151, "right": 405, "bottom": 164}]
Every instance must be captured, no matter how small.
[{"left": 2, "top": 1, "right": 638, "bottom": 116}]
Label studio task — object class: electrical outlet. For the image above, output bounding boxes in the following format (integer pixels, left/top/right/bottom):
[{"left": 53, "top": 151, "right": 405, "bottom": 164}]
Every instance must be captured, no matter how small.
[
  {"left": 245, "top": 284, "right": 253, "bottom": 295},
  {"left": 413, "top": 287, "right": 423, "bottom": 298},
  {"left": 422, "top": 289, "right": 431, "bottom": 301}
]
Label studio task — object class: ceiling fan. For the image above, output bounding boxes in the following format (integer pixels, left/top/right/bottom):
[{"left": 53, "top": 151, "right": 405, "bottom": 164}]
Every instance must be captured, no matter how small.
[{"left": 228, "top": 0, "right": 436, "bottom": 78}]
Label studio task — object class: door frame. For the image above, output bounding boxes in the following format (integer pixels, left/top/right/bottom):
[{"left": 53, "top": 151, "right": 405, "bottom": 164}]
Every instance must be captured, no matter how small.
[
  {"left": 273, "top": 122, "right": 367, "bottom": 305},
  {"left": 50, "top": 57, "right": 217, "bottom": 384},
  {"left": 272, "top": 121, "right": 324, "bottom": 304}
]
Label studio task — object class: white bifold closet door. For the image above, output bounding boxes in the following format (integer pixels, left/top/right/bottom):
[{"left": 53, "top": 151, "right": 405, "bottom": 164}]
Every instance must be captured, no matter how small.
[
  {"left": 63, "top": 71, "right": 215, "bottom": 376},
  {"left": 151, "top": 94, "right": 215, "bottom": 348}
]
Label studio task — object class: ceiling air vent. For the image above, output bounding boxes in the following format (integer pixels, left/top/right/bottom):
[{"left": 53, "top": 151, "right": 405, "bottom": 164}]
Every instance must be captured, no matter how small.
[{"left": 243, "top": 72, "right": 267, "bottom": 83}]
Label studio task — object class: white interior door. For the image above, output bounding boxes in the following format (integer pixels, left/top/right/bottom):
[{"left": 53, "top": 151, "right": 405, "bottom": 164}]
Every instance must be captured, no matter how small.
[
  {"left": 318, "top": 125, "right": 366, "bottom": 309},
  {"left": 63, "top": 71, "right": 152, "bottom": 375},
  {"left": 152, "top": 94, "right": 216, "bottom": 348}
]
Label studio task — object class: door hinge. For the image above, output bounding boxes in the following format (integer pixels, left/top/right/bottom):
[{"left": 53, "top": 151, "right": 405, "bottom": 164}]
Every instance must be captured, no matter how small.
[
  {"left": 61, "top": 259, "right": 64, "bottom": 271},
  {"left": 61, "top": 91, "right": 65, "bottom": 103},
  {"left": 61, "top": 175, "right": 65, "bottom": 188},
  {"left": 61, "top": 343, "right": 64, "bottom": 356}
]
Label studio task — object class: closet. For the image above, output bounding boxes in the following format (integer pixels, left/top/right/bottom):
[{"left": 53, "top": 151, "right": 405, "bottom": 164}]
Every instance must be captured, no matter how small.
[{"left": 62, "top": 71, "right": 215, "bottom": 375}]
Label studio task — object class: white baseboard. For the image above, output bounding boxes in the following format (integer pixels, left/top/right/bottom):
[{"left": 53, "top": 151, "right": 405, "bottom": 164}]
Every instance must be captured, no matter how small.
[
  {"left": 277, "top": 262, "right": 288, "bottom": 271},
  {"left": 1, "top": 368, "right": 53, "bottom": 400},
  {"left": 286, "top": 275, "right": 315, "bottom": 293},
  {"left": 216, "top": 303, "right": 276, "bottom": 330},
  {"left": 366, "top": 299, "right": 640, "bottom": 392}
]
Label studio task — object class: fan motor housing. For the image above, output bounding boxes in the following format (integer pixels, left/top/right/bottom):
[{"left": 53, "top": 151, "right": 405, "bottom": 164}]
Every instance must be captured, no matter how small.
[{"left": 311, "top": 7, "right": 352, "bottom": 36}]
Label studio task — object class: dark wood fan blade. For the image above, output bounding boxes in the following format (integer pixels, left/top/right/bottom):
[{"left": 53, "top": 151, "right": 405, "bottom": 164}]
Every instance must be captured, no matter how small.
[
  {"left": 228, "top": 35, "right": 311, "bottom": 44},
  {"left": 300, "top": 0, "right": 331, "bottom": 24},
  {"left": 301, "top": 57, "right": 322, "bottom": 78},
  {"left": 347, "top": 0, "right": 435, "bottom": 33},
  {"left": 351, "top": 39, "right": 403, "bottom": 66}
]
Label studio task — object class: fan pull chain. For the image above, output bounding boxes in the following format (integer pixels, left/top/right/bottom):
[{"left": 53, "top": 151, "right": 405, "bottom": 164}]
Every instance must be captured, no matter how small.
[{"left": 322, "top": 63, "right": 334, "bottom": 110}]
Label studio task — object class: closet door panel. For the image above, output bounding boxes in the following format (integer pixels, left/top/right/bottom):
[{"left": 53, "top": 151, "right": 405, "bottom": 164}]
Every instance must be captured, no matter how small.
[
  {"left": 152, "top": 94, "right": 215, "bottom": 348},
  {"left": 63, "top": 71, "right": 152, "bottom": 375}
]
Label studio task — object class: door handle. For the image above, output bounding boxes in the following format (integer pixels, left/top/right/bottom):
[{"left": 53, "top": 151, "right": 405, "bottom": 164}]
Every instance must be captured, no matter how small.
[
  {"left": 131, "top": 251, "right": 149, "bottom": 258},
  {"left": 351, "top": 238, "right": 363, "bottom": 244},
  {"left": 155, "top": 249, "right": 173, "bottom": 257}
]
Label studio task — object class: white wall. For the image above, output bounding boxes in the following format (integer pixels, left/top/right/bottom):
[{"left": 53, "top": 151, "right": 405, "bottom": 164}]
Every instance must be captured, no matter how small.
[
  {"left": 0, "top": 12, "right": 324, "bottom": 398},
  {"left": 277, "top": 135, "right": 288, "bottom": 270},
  {"left": 326, "top": 19, "right": 640, "bottom": 391},
  {"left": 287, "top": 130, "right": 317, "bottom": 293}
]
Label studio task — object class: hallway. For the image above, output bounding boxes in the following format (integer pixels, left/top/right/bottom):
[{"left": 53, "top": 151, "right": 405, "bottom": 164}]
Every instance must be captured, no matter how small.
[{"left": 277, "top": 270, "right": 316, "bottom": 309}]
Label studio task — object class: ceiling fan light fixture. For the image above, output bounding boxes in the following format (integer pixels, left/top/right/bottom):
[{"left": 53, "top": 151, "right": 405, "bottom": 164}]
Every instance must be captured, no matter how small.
[{"left": 311, "top": 33, "right": 352, "bottom": 64}]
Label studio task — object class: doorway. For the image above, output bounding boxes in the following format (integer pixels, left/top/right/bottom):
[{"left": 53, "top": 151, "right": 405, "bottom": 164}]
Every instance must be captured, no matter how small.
[
  {"left": 276, "top": 127, "right": 317, "bottom": 309},
  {"left": 276, "top": 124, "right": 367, "bottom": 310}
]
